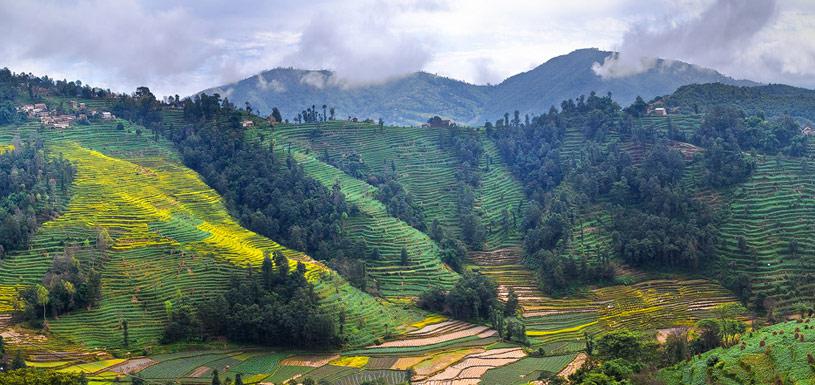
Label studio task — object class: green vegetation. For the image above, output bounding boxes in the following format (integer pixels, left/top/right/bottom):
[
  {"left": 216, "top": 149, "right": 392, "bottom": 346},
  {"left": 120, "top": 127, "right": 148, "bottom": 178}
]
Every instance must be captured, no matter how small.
[
  {"left": 661, "top": 319, "right": 815, "bottom": 385},
  {"left": 0, "top": 139, "right": 75, "bottom": 257},
  {"left": 0, "top": 368, "right": 88, "bottom": 385},
  {"left": 665, "top": 82, "right": 815, "bottom": 122},
  {"left": 0, "top": 110, "right": 407, "bottom": 349}
]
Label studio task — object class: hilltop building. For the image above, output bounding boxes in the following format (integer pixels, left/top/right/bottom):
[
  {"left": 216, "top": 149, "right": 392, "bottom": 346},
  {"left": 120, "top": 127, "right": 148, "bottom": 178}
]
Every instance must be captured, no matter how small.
[{"left": 422, "top": 116, "right": 456, "bottom": 128}]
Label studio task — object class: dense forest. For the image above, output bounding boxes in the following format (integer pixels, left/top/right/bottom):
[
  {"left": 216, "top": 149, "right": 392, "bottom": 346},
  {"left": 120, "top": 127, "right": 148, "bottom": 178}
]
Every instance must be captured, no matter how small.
[
  {"left": 489, "top": 92, "right": 807, "bottom": 296},
  {"left": 664, "top": 83, "right": 815, "bottom": 122},
  {"left": 0, "top": 138, "right": 75, "bottom": 258}
]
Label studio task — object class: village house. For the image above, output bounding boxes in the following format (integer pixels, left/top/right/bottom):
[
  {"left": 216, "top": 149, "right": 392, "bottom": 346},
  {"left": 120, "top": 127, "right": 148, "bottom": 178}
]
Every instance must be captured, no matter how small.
[
  {"left": 802, "top": 125, "right": 814, "bottom": 136},
  {"left": 652, "top": 107, "right": 668, "bottom": 116},
  {"left": 422, "top": 116, "right": 456, "bottom": 128},
  {"left": 101, "top": 111, "right": 114, "bottom": 120},
  {"left": 241, "top": 119, "right": 254, "bottom": 128}
]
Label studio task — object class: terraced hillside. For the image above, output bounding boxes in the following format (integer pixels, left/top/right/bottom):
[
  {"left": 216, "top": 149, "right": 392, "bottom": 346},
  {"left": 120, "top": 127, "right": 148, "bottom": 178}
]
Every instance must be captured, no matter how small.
[
  {"left": 0, "top": 115, "right": 412, "bottom": 349},
  {"left": 269, "top": 121, "right": 526, "bottom": 250},
  {"left": 660, "top": 318, "right": 815, "bottom": 385},
  {"left": 716, "top": 155, "right": 815, "bottom": 312},
  {"left": 279, "top": 145, "right": 459, "bottom": 297},
  {"left": 469, "top": 249, "right": 741, "bottom": 355}
]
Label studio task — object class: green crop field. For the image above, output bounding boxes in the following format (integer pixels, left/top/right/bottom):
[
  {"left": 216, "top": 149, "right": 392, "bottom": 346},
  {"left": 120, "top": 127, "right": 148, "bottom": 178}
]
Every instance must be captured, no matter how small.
[
  {"left": 480, "top": 354, "right": 577, "bottom": 385},
  {"left": 715, "top": 155, "right": 815, "bottom": 312}
]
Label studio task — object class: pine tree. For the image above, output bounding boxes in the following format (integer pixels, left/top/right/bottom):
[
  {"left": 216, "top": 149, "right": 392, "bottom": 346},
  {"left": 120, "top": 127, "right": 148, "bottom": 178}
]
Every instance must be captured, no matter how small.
[
  {"left": 11, "top": 350, "right": 25, "bottom": 370},
  {"left": 212, "top": 369, "right": 221, "bottom": 385},
  {"left": 400, "top": 247, "right": 409, "bottom": 266},
  {"left": 504, "top": 288, "right": 519, "bottom": 316}
]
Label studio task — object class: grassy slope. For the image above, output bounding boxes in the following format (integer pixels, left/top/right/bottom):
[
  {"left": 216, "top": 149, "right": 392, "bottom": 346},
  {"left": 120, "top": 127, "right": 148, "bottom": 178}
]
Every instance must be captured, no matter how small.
[
  {"left": 661, "top": 319, "right": 815, "bottom": 385},
  {"left": 0, "top": 114, "right": 412, "bottom": 349}
]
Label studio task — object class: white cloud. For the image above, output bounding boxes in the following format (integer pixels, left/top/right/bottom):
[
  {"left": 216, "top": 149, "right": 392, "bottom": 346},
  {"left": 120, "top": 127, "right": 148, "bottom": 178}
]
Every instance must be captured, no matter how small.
[{"left": 0, "top": 0, "right": 812, "bottom": 96}]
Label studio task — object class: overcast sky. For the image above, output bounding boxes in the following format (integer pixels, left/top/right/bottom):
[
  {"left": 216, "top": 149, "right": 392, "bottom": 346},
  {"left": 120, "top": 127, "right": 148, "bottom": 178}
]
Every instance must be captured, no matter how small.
[{"left": 1, "top": 0, "right": 813, "bottom": 97}]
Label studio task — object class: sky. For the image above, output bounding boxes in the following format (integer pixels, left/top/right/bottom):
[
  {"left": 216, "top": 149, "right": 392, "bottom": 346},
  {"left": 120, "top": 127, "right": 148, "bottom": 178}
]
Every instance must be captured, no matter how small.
[{"left": 1, "top": 0, "right": 813, "bottom": 97}]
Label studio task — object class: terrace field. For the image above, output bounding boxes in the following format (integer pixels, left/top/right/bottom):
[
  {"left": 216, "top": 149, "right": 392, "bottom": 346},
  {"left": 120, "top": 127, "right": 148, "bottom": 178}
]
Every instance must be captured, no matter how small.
[
  {"left": 0, "top": 116, "right": 412, "bottom": 350},
  {"left": 268, "top": 121, "right": 526, "bottom": 250},
  {"left": 716, "top": 155, "right": 815, "bottom": 312},
  {"left": 17, "top": 316, "right": 574, "bottom": 385}
]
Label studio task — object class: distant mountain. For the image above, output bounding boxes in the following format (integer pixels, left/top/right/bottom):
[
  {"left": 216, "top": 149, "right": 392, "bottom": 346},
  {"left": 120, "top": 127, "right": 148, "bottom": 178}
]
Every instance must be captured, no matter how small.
[
  {"left": 484, "top": 48, "right": 758, "bottom": 121},
  {"left": 202, "top": 48, "right": 759, "bottom": 126},
  {"left": 663, "top": 83, "right": 815, "bottom": 123}
]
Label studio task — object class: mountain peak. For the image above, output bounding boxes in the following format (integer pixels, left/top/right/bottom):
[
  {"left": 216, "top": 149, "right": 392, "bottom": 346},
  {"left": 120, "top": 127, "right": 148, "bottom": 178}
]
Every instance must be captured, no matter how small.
[{"left": 202, "top": 48, "right": 759, "bottom": 126}]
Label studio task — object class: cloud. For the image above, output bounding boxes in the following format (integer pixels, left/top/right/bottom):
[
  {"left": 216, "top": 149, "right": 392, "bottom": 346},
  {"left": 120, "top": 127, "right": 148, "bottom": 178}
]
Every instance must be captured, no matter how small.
[
  {"left": 256, "top": 74, "right": 286, "bottom": 92},
  {"left": 0, "top": 0, "right": 232, "bottom": 95},
  {"left": 1, "top": 0, "right": 813, "bottom": 96},
  {"left": 283, "top": 3, "right": 433, "bottom": 87},
  {"left": 591, "top": 0, "right": 815, "bottom": 88},
  {"left": 299, "top": 71, "right": 339, "bottom": 89},
  {"left": 469, "top": 58, "right": 502, "bottom": 85}
]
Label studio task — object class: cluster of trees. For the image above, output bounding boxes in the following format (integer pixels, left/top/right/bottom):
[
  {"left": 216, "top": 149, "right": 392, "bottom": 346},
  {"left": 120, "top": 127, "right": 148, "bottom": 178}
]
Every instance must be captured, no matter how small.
[
  {"left": 0, "top": 138, "right": 75, "bottom": 258},
  {"left": 554, "top": 311, "right": 742, "bottom": 385},
  {"left": 418, "top": 272, "right": 526, "bottom": 344},
  {"left": 15, "top": 244, "right": 103, "bottom": 327},
  {"left": 320, "top": 150, "right": 427, "bottom": 232},
  {"left": 0, "top": 67, "right": 111, "bottom": 103},
  {"left": 375, "top": 176, "right": 427, "bottom": 231},
  {"left": 692, "top": 107, "right": 807, "bottom": 187},
  {"left": 418, "top": 272, "right": 497, "bottom": 320},
  {"left": 438, "top": 127, "right": 486, "bottom": 249},
  {"left": 163, "top": 251, "right": 339, "bottom": 347},
  {"left": 295, "top": 104, "right": 335, "bottom": 124},
  {"left": 111, "top": 86, "right": 162, "bottom": 131}
]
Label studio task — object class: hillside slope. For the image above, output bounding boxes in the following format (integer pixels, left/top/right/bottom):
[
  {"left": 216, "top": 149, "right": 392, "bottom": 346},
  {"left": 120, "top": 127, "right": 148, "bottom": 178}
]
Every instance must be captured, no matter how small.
[
  {"left": 660, "top": 319, "right": 815, "bottom": 385},
  {"left": 0, "top": 113, "right": 411, "bottom": 349},
  {"left": 664, "top": 83, "right": 815, "bottom": 122},
  {"left": 203, "top": 49, "right": 756, "bottom": 125},
  {"left": 268, "top": 121, "right": 526, "bottom": 251}
]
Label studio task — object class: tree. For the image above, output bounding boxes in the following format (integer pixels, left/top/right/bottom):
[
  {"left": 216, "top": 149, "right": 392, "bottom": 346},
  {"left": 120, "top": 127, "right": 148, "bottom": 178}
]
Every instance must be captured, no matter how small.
[
  {"left": 212, "top": 369, "right": 221, "bottom": 385},
  {"left": 596, "top": 330, "right": 652, "bottom": 363},
  {"left": 11, "top": 351, "right": 25, "bottom": 370},
  {"left": 400, "top": 247, "right": 409, "bottom": 266},
  {"left": 34, "top": 284, "right": 49, "bottom": 325},
  {"left": 234, "top": 373, "right": 244, "bottom": 385},
  {"left": 504, "top": 288, "right": 519, "bottom": 316},
  {"left": 122, "top": 319, "right": 129, "bottom": 347}
]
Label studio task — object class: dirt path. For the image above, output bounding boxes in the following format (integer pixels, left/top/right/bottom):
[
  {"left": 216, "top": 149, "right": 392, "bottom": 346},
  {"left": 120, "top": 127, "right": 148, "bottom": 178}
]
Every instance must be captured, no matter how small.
[{"left": 557, "top": 353, "right": 588, "bottom": 378}]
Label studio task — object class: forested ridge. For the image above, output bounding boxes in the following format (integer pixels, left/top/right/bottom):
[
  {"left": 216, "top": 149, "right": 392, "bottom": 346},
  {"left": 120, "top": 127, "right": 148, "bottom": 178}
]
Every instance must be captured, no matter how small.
[{"left": 488, "top": 92, "right": 808, "bottom": 298}]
